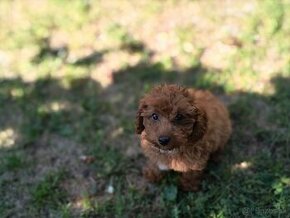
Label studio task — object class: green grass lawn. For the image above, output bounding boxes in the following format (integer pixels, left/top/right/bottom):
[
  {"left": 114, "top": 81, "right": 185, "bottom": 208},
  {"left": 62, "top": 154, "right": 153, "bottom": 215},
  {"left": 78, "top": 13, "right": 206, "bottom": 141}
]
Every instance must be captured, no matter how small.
[{"left": 0, "top": 0, "right": 290, "bottom": 217}]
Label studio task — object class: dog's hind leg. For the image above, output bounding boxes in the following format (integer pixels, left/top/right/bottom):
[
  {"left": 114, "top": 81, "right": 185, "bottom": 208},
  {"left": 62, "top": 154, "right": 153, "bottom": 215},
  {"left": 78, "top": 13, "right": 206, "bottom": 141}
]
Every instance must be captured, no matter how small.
[{"left": 209, "top": 148, "right": 224, "bottom": 163}]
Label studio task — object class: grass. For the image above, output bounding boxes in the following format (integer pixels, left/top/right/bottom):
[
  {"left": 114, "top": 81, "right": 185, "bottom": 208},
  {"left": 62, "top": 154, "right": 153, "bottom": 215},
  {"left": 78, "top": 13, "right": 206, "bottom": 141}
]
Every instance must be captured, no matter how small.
[
  {"left": 0, "top": 0, "right": 290, "bottom": 217},
  {"left": 0, "top": 154, "right": 25, "bottom": 173},
  {"left": 31, "top": 171, "right": 68, "bottom": 210}
]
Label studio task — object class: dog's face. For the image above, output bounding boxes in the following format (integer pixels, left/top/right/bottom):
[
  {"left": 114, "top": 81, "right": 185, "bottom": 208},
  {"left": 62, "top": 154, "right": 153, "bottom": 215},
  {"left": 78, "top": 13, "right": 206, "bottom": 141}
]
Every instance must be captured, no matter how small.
[{"left": 136, "top": 85, "right": 207, "bottom": 152}]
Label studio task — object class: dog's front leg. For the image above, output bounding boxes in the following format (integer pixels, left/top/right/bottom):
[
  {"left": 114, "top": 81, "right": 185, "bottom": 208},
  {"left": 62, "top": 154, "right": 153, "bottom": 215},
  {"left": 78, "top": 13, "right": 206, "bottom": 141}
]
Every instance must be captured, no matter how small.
[
  {"left": 143, "top": 162, "right": 165, "bottom": 183},
  {"left": 179, "top": 170, "right": 204, "bottom": 192}
]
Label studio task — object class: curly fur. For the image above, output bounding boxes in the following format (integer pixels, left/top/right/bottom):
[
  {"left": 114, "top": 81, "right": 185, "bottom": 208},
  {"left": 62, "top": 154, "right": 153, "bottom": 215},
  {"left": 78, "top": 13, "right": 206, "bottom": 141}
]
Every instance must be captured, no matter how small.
[{"left": 136, "top": 84, "right": 232, "bottom": 191}]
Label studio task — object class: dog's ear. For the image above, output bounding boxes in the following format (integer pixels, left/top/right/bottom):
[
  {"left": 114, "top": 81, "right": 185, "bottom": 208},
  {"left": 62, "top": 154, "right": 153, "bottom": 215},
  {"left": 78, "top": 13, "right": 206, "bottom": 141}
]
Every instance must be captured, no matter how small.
[
  {"left": 135, "top": 101, "right": 146, "bottom": 134},
  {"left": 191, "top": 106, "right": 207, "bottom": 141}
]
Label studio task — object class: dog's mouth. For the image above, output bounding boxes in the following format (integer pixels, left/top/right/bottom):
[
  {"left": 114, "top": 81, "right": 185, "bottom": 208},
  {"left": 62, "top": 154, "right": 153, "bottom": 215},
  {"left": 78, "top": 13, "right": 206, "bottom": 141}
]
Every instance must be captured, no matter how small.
[
  {"left": 144, "top": 137, "right": 178, "bottom": 154},
  {"left": 150, "top": 144, "right": 177, "bottom": 154}
]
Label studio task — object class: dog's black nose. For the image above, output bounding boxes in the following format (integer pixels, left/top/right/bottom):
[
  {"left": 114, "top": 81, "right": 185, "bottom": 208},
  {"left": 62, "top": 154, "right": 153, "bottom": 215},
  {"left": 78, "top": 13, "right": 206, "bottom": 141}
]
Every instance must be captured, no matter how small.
[{"left": 158, "top": 136, "right": 171, "bottom": 145}]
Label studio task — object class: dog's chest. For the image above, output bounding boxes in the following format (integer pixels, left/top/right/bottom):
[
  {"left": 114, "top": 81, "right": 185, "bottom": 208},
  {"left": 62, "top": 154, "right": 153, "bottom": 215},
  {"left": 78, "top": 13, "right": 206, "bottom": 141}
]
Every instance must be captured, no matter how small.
[
  {"left": 157, "top": 157, "right": 190, "bottom": 172},
  {"left": 157, "top": 162, "right": 170, "bottom": 171}
]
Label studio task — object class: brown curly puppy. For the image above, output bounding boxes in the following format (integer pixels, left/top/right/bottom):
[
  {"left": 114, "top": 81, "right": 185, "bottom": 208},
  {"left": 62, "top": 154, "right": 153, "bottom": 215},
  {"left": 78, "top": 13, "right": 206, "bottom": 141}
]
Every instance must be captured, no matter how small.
[{"left": 136, "top": 84, "right": 232, "bottom": 191}]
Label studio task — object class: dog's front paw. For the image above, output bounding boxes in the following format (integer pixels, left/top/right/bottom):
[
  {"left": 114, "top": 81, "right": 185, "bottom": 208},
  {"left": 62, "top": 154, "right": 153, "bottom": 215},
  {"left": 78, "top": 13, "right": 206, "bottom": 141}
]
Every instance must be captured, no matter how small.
[
  {"left": 143, "top": 165, "right": 164, "bottom": 183},
  {"left": 179, "top": 179, "right": 200, "bottom": 192},
  {"left": 179, "top": 171, "right": 203, "bottom": 192}
]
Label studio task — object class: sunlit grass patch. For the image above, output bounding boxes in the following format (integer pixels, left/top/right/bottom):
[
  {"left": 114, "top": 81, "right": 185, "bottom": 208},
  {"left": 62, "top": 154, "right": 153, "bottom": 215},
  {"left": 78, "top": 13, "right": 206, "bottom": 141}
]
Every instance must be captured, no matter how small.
[
  {"left": 0, "top": 128, "right": 17, "bottom": 148},
  {"left": 37, "top": 101, "right": 72, "bottom": 113}
]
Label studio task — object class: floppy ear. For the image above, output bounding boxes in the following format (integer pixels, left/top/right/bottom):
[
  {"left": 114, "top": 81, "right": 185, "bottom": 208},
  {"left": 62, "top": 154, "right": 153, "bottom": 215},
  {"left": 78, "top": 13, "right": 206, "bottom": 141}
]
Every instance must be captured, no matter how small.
[
  {"left": 135, "top": 101, "right": 146, "bottom": 134},
  {"left": 191, "top": 106, "right": 207, "bottom": 141}
]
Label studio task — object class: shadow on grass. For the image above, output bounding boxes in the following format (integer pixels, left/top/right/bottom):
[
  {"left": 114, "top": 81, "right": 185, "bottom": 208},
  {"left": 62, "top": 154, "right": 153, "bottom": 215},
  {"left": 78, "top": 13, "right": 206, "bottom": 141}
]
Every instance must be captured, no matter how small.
[
  {"left": 32, "top": 36, "right": 110, "bottom": 66},
  {"left": 0, "top": 58, "right": 289, "bottom": 217},
  {"left": 32, "top": 37, "right": 69, "bottom": 64},
  {"left": 69, "top": 49, "right": 109, "bottom": 66}
]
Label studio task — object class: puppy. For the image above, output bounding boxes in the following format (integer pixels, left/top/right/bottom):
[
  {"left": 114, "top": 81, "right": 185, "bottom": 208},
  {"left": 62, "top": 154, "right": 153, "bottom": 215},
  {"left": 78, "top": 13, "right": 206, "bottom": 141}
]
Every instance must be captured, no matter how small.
[{"left": 136, "top": 84, "right": 232, "bottom": 191}]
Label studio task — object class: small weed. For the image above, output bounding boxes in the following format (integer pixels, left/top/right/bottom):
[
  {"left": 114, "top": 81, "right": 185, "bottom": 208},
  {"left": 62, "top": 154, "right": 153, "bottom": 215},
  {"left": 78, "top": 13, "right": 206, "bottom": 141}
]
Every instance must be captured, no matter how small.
[
  {"left": 31, "top": 170, "right": 68, "bottom": 210},
  {"left": 0, "top": 154, "right": 25, "bottom": 173}
]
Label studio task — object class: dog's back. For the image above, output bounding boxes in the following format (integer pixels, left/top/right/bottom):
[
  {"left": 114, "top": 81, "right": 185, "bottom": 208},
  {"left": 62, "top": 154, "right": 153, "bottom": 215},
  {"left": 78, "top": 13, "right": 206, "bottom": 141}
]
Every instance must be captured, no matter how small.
[{"left": 190, "top": 89, "right": 232, "bottom": 153}]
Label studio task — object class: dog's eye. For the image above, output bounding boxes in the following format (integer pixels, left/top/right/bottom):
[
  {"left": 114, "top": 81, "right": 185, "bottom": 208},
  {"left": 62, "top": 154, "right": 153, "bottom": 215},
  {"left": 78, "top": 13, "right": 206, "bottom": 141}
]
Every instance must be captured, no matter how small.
[
  {"left": 175, "top": 113, "right": 184, "bottom": 121},
  {"left": 151, "top": 113, "right": 159, "bottom": 121}
]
